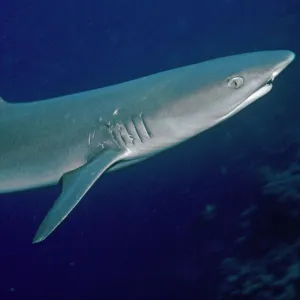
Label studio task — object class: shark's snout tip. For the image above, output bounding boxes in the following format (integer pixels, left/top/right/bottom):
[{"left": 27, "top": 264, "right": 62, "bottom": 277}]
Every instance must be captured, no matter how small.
[
  {"left": 281, "top": 50, "right": 296, "bottom": 67},
  {"left": 271, "top": 50, "right": 295, "bottom": 80},
  {"left": 286, "top": 50, "right": 296, "bottom": 63},
  {"left": 275, "top": 50, "right": 295, "bottom": 65}
]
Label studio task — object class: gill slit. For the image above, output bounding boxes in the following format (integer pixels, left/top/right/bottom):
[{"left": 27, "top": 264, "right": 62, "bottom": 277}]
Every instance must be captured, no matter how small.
[
  {"left": 140, "top": 113, "right": 152, "bottom": 138},
  {"left": 131, "top": 116, "right": 143, "bottom": 143}
]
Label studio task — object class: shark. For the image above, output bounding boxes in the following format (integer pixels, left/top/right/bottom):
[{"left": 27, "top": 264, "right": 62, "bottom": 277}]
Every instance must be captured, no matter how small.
[{"left": 0, "top": 50, "right": 295, "bottom": 243}]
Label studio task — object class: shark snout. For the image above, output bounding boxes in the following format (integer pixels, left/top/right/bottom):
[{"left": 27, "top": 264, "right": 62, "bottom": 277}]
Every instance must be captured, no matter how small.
[{"left": 271, "top": 50, "right": 295, "bottom": 80}]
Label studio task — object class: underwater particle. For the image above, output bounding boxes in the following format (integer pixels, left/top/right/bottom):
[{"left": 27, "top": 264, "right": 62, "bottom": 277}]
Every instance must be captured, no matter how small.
[
  {"left": 240, "top": 205, "right": 257, "bottom": 218},
  {"left": 205, "top": 204, "right": 216, "bottom": 214},
  {"left": 69, "top": 261, "right": 75, "bottom": 267},
  {"left": 200, "top": 204, "right": 217, "bottom": 221},
  {"left": 9, "top": 288, "right": 15, "bottom": 292}
]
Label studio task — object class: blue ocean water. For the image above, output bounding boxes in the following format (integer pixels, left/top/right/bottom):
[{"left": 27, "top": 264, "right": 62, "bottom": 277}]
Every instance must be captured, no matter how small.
[{"left": 0, "top": 0, "right": 300, "bottom": 299}]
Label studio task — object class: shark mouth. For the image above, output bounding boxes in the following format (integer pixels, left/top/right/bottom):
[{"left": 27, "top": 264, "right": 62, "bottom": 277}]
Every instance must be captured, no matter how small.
[
  {"left": 244, "top": 79, "right": 273, "bottom": 104},
  {"left": 219, "top": 79, "right": 273, "bottom": 122}
]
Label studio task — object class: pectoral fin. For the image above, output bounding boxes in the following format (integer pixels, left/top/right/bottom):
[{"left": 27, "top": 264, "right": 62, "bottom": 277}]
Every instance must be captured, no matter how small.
[{"left": 33, "top": 150, "right": 123, "bottom": 244}]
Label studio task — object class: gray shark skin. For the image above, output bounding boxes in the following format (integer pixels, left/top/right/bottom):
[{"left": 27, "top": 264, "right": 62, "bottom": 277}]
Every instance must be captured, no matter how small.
[{"left": 0, "top": 50, "right": 295, "bottom": 243}]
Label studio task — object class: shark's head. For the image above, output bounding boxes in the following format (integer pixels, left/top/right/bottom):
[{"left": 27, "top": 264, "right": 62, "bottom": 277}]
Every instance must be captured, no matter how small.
[
  {"left": 205, "top": 50, "right": 295, "bottom": 123},
  {"left": 167, "top": 50, "right": 295, "bottom": 137}
]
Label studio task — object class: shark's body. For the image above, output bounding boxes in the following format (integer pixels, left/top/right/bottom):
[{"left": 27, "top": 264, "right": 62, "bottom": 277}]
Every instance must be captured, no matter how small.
[{"left": 0, "top": 50, "right": 295, "bottom": 243}]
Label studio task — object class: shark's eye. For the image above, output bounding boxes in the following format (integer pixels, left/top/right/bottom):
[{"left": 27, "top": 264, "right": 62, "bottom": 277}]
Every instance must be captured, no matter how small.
[{"left": 227, "top": 76, "right": 244, "bottom": 89}]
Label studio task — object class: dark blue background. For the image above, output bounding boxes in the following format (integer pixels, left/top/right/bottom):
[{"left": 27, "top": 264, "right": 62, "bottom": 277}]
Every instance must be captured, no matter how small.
[{"left": 0, "top": 0, "right": 300, "bottom": 299}]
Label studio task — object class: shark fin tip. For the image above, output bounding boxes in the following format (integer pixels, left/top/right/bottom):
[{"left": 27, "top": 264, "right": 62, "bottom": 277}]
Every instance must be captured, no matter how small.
[{"left": 32, "top": 234, "right": 45, "bottom": 244}]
